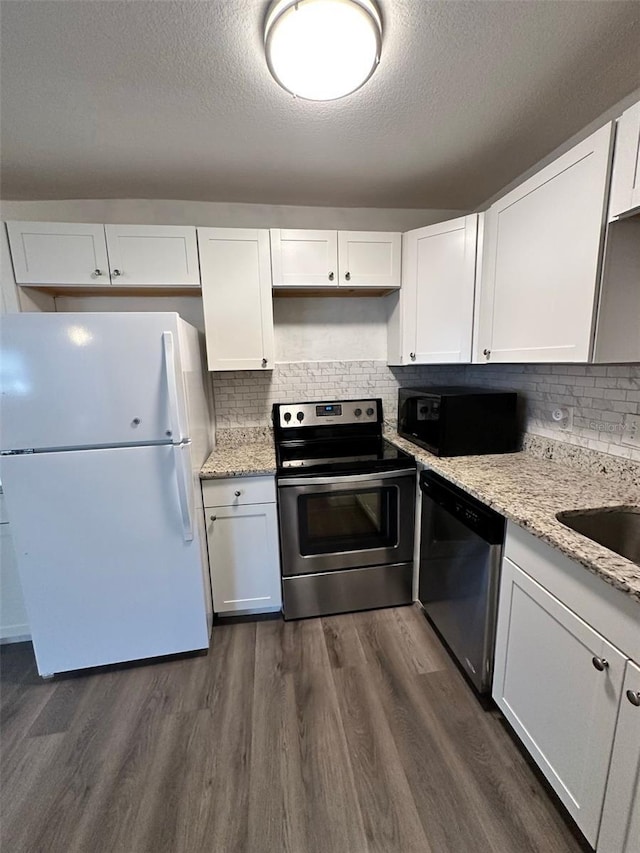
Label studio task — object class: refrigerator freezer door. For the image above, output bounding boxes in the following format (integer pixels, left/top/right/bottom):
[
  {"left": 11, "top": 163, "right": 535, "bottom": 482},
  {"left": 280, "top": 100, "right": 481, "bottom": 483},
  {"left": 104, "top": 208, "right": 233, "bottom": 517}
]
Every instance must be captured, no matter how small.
[
  {"left": 0, "top": 312, "right": 190, "bottom": 451},
  {"left": 0, "top": 444, "right": 210, "bottom": 676}
]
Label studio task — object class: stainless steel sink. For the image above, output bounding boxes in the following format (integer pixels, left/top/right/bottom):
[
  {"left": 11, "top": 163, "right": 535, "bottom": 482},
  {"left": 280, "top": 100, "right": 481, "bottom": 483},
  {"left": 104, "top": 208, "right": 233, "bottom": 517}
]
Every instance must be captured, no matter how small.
[{"left": 556, "top": 506, "right": 640, "bottom": 564}]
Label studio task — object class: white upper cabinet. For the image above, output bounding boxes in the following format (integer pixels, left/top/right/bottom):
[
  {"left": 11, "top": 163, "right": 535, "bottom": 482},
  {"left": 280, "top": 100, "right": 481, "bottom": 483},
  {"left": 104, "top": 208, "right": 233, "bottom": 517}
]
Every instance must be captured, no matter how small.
[
  {"left": 270, "top": 229, "right": 338, "bottom": 287},
  {"left": 6, "top": 221, "right": 200, "bottom": 288},
  {"left": 104, "top": 224, "right": 200, "bottom": 286},
  {"left": 270, "top": 229, "right": 401, "bottom": 289},
  {"left": 475, "top": 123, "right": 614, "bottom": 363},
  {"left": 609, "top": 99, "right": 640, "bottom": 221},
  {"left": 7, "top": 221, "right": 110, "bottom": 286},
  {"left": 337, "top": 231, "right": 401, "bottom": 287},
  {"left": 388, "top": 215, "right": 478, "bottom": 365},
  {"left": 198, "top": 227, "right": 275, "bottom": 371}
]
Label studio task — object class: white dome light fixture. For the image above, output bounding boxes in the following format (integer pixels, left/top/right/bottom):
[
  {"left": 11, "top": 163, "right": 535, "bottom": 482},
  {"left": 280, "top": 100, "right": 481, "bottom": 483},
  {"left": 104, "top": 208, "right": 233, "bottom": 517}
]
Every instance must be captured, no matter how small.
[{"left": 264, "top": 0, "right": 382, "bottom": 101}]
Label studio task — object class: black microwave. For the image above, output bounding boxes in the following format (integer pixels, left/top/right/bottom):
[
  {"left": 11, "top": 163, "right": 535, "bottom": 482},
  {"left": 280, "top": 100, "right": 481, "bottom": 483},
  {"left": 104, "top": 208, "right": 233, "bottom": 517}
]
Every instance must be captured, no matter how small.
[{"left": 398, "top": 386, "right": 519, "bottom": 457}]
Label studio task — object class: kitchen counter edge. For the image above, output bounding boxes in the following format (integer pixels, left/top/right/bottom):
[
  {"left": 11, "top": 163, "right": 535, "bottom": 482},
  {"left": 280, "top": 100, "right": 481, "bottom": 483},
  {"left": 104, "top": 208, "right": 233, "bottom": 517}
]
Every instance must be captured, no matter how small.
[{"left": 385, "top": 430, "right": 640, "bottom": 604}]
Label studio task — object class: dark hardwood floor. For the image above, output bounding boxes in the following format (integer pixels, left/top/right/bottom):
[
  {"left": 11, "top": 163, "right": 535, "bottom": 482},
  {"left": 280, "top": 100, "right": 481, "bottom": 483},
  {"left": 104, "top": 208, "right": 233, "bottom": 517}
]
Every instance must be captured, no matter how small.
[{"left": 1, "top": 605, "right": 585, "bottom": 853}]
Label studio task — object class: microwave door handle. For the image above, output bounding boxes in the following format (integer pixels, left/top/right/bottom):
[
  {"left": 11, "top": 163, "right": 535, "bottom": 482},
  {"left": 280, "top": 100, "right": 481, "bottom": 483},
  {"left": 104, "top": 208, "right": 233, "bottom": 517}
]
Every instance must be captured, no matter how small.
[
  {"left": 173, "top": 445, "right": 194, "bottom": 542},
  {"left": 162, "top": 331, "right": 182, "bottom": 442}
]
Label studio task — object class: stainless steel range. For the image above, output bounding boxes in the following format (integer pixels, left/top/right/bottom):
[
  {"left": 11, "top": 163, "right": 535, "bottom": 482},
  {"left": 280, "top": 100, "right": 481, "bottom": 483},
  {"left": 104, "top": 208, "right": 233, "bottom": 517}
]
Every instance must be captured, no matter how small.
[{"left": 273, "top": 398, "right": 416, "bottom": 620}]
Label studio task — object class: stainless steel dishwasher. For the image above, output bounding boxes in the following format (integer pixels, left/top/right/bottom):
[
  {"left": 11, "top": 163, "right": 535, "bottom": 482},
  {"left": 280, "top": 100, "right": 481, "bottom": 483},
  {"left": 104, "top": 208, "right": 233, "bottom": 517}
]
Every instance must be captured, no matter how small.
[{"left": 419, "top": 470, "right": 505, "bottom": 693}]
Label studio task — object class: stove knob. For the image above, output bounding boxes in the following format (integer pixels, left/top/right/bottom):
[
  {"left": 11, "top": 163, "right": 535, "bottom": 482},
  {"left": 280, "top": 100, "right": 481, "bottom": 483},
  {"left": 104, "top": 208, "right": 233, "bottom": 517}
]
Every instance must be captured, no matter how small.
[
  {"left": 366, "top": 407, "right": 375, "bottom": 416},
  {"left": 283, "top": 412, "right": 292, "bottom": 423},
  {"left": 354, "top": 408, "right": 362, "bottom": 417},
  {"left": 296, "top": 411, "right": 304, "bottom": 422}
]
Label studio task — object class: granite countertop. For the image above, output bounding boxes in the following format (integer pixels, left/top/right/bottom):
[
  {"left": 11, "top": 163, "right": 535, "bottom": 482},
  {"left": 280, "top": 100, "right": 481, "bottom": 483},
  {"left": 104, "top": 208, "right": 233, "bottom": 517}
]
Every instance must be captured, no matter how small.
[
  {"left": 200, "top": 425, "right": 640, "bottom": 602},
  {"left": 385, "top": 430, "right": 640, "bottom": 603},
  {"left": 200, "top": 427, "right": 276, "bottom": 479}
]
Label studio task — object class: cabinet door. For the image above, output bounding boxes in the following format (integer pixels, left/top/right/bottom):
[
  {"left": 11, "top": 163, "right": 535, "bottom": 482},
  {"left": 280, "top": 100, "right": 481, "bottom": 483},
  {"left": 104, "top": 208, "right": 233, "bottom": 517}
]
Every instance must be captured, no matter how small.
[
  {"left": 493, "top": 557, "right": 626, "bottom": 846},
  {"left": 270, "top": 229, "right": 338, "bottom": 287},
  {"left": 598, "top": 660, "right": 640, "bottom": 853},
  {"left": 337, "top": 231, "right": 401, "bottom": 288},
  {"left": 104, "top": 225, "right": 200, "bottom": 286},
  {"left": 412, "top": 216, "right": 477, "bottom": 363},
  {"left": 198, "top": 228, "right": 274, "bottom": 371},
  {"left": 206, "top": 503, "right": 281, "bottom": 614},
  {"left": 6, "top": 221, "right": 109, "bottom": 285},
  {"left": 478, "top": 123, "right": 614, "bottom": 363},
  {"left": 0, "top": 518, "right": 30, "bottom": 642},
  {"left": 609, "top": 100, "right": 640, "bottom": 221}
]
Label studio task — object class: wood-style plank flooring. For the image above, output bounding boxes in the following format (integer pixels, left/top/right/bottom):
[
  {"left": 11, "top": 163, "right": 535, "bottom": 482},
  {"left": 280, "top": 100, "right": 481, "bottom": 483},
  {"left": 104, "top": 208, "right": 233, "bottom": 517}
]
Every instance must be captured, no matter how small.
[{"left": 1, "top": 605, "right": 586, "bottom": 853}]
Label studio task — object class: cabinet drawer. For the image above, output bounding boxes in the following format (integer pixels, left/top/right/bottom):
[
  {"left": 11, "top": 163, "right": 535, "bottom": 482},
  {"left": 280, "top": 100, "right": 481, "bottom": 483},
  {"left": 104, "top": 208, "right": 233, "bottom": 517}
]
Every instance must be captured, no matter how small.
[{"left": 202, "top": 475, "right": 276, "bottom": 508}]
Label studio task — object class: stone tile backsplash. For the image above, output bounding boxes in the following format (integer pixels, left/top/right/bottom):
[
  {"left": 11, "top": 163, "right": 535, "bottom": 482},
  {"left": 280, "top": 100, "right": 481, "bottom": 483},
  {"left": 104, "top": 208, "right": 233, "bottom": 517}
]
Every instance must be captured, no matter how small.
[{"left": 212, "top": 361, "right": 640, "bottom": 462}]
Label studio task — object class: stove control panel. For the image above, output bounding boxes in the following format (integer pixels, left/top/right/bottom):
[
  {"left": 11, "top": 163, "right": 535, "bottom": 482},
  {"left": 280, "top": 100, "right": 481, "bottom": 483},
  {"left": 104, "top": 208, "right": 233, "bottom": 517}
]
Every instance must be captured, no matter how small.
[{"left": 275, "top": 400, "right": 380, "bottom": 429}]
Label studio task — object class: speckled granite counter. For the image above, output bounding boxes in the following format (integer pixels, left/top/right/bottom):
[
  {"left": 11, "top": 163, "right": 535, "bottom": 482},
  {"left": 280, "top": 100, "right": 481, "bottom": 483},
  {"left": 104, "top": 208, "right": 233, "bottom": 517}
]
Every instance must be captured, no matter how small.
[
  {"left": 385, "top": 430, "right": 640, "bottom": 603},
  {"left": 200, "top": 427, "right": 276, "bottom": 479},
  {"left": 201, "top": 425, "right": 640, "bottom": 601}
]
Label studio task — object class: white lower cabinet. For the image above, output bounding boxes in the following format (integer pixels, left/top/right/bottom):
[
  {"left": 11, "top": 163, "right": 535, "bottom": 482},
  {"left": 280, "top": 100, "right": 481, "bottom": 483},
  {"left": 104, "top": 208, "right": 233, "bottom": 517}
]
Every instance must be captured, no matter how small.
[
  {"left": 0, "top": 515, "right": 30, "bottom": 642},
  {"left": 493, "top": 557, "right": 625, "bottom": 845},
  {"left": 598, "top": 660, "right": 640, "bottom": 853},
  {"left": 202, "top": 476, "right": 281, "bottom": 614},
  {"left": 494, "top": 524, "right": 640, "bottom": 850}
]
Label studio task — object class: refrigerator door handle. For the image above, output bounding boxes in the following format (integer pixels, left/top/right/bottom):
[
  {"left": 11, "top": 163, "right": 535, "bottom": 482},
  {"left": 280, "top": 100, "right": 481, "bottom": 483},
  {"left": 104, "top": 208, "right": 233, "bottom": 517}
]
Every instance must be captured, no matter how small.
[
  {"left": 173, "top": 444, "right": 194, "bottom": 542},
  {"left": 162, "top": 331, "right": 184, "bottom": 442}
]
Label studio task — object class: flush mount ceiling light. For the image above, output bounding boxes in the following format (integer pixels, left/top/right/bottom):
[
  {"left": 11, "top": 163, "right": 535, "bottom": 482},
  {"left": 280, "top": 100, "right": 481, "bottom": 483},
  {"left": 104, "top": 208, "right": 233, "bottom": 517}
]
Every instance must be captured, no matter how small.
[{"left": 264, "top": 0, "right": 382, "bottom": 101}]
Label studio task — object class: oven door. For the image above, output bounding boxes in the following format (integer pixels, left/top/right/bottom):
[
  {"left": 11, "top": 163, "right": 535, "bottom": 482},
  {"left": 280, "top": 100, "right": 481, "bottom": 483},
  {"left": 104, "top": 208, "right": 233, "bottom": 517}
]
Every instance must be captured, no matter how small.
[{"left": 277, "top": 469, "right": 416, "bottom": 577}]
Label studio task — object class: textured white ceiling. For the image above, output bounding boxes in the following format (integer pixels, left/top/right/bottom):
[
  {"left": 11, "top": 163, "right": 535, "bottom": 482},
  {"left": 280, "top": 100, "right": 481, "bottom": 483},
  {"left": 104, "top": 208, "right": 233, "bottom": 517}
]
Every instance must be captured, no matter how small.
[{"left": 1, "top": 0, "right": 639, "bottom": 208}]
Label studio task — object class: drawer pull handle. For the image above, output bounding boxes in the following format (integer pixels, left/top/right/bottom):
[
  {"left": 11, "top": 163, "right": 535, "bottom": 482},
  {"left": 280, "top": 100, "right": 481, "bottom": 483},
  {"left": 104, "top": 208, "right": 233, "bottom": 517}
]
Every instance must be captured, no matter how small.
[
  {"left": 627, "top": 690, "right": 640, "bottom": 707},
  {"left": 592, "top": 656, "right": 609, "bottom": 672},
  {"left": 209, "top": 515, "right": 216, "bottom": 522},
  {"left": 234, "top": 490, "right": 242, "bottom": 497}
]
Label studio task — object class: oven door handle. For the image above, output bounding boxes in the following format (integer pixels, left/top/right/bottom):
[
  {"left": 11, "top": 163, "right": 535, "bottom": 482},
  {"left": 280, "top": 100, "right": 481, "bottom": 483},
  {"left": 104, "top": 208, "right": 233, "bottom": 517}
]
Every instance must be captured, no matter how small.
[{"left": 277, "top": 468, "right": 416, "bottom": 487}]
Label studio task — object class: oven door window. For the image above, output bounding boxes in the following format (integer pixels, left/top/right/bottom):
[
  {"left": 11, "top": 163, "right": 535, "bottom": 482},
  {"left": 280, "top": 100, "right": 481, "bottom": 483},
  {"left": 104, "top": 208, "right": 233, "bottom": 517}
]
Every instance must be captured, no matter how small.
[{"left": 298, "top": 487, "right": 398, "bottom": 556}]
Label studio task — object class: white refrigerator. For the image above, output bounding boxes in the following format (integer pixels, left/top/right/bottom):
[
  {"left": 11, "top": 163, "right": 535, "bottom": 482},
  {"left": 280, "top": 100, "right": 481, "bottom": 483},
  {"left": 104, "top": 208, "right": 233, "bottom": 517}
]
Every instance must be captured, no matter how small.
[{"left": 0, "top": 312, "right": 214, "bottom": 676}]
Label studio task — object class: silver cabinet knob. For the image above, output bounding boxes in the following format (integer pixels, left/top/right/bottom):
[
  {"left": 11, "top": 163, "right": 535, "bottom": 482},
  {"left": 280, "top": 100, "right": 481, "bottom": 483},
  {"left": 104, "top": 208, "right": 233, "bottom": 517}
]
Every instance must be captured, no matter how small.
[
  {"left": 328, "top": 271, "right": 334, "bottom": 281},
  {"left": 345, "top": 271, "right": 351, "bottom": 281},
  {"left": 93, "top": 269, "right": 103, "bottom": 277},
  {"left": 409, "top": 352, "right": 416, "bottom": 361},
  {"left": 209, "top": 515, "right": 216, "bottom": 522},
  {"left": 592, "top": 656, "right": 609, "bottom": 671},
  {"left": 262, "top": 358, "right": 268, "bottom": 368},
  {"left": 112, "top": 269, "right": 122, "bottom": 277},
  {"left": 234, "top": 490, "right": 241, "bottom": 497},
  {"left": 627, "top": 690, "right": 640, "bottom": 707},
  {"left": 483, "top": 348, "right": 491, "bottom": 358}
]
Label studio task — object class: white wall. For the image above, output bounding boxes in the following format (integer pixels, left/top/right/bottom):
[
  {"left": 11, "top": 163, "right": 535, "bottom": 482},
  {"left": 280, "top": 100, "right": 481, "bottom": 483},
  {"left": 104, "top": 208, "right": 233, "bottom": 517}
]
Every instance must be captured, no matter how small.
[
  {"left": 0, "top": 198, "right": 464, "bottom": 231},
  {"left": 55, "top": 294, "right": 206, "bottom": 331},
  {"left": 274, "top": 297, "right": 390, "bottom": 362}
]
